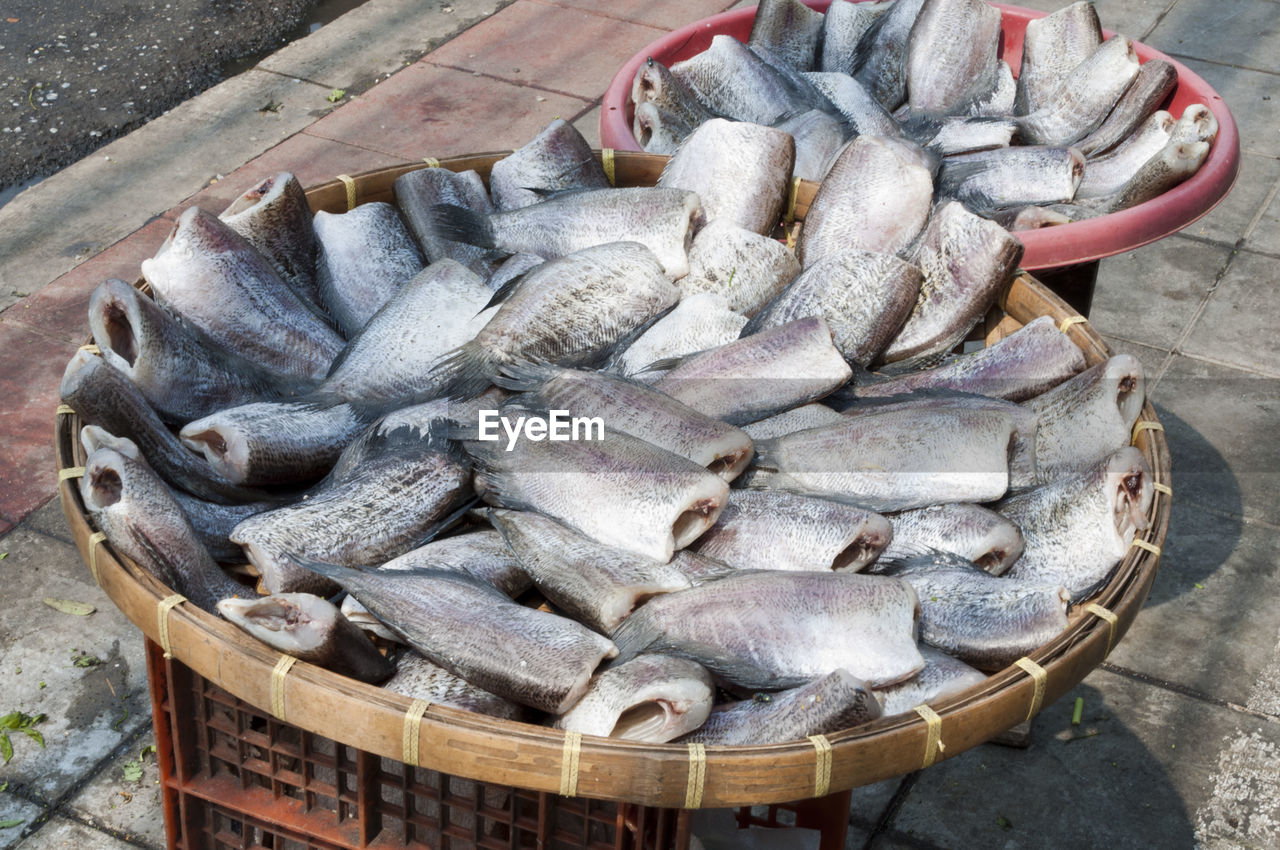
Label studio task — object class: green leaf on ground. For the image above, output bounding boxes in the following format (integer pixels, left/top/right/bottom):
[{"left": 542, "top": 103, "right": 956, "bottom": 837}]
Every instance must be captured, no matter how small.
[
  {"left": 996, "top": 815, "right": 1013, "bottom": 830},
  {"left": 42, "top": 598, "right": 95, "bottom": 616},
  {"left": 327, "top": 88, "right": 346, "bottom": 102},
  {"left": 0, "top": 819, "right": 23, "bottom": 829},
  {"left": 71, "top": 652, "right": 102, "bottom": 668}
]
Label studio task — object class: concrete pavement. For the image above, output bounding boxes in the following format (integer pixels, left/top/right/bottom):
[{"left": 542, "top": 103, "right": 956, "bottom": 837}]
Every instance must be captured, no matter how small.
[{"left": 0, "top": 0, "right": 1278, "bottom": 847}]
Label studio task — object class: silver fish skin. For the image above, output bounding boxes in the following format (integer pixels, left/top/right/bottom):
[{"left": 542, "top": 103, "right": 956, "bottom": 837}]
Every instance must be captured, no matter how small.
[
  {"left": 81, "top": 447, "right": 250, "bottom": 613},
  {"left": 60, "top": 351, "right": 269, "bottom": 504},
  {"left": 489, "top": 509, "right": 692, "bottom": 633},
  {"left": 89, "top": 279, "right": 305, "bottom": 424},
  {"left": 1025, "top": 354, "right": 1145, "bottom": 482},
  {"left": 393, "top": 167, "right": 498, "bottom": 276},
  {"left": 680, "top": 668, "right": 882, "bottom": 745},
  {"left": 876, "top": 552, "right": 1070, "bottom": 671},
  {"left": 219, "top": 172, "right": 318, "bottom": 304},
  {"left": 654, "top": 317, "right": 854, "bottom": 426},
  {"left": 179, "top": 401, "right": 365, "bottom": 486},
  {"left": 466, "top": 426, "right": 729, "bottom": 564},
  {"left": 497, "top": 362, "right": 755, "bottom": 481},
  {"left": 857, "top": 315, "right": 1087, "bottom": 402},
  {"left": 1018, "top": 36, "right": 1141, "bottom": 146},
  {"left": 748, "top": 0, "right": 825, "bottom": 72},
  {"left": 429, "top": 187, "right": 702, "bottom": 279},
  {"left": 802, "top": 72, "right": 900, "bottom": 138},
  {"left": 692, "top": 489, "right": 892, "bottom": 573},
  {"left": 908, "top": 115, "right": 1018, "bottom": 156},
  {"left": 797, "top": 135, "right": 934, "bottom": 268},
  {"left": 1097, "top": 139, "right": 1211, "bottom": 214},
  {"left": 774, "top": 109, "right": 848, "bottom": 182},
  {"left": 484, "top": 252, "right": 544, "bottom": 293},
  {"left": 217, "top": 593, "right": 395, "bottom": 684},
  {"left": 999, "top": 446, "right": 1154, "bottom": 601},
  {"left": 906, "top": 0, "right": 1002, "bottom": 116},
  {"left": 881, "top": 201, "right": 1024, "bottom": 369},
  {"left": 230, "top": 418, "right": 475, "bottom": 595},
  {"left": 314, "top": 202, "right": 427, "bottom": 337},
  {"left": 140, "top": 207, "right": 344, "bottom": 381},
  {"left": 667, "top": 549, "right": 742, "bottom": 586},
  {"left": 875, "top": 645, "right": 988, "bottom": 717},
  {"left": 992, "top": 205, "right": 1073, "bottom": 231},
  {"left": 750, "top": 403, "right": 1022, "bottom": 511},
  {"left": 671, "top": 35, "right": 824, "bottom": 125},
  {"left": 676, "top": 219, "right": 800, "bottom": 317},
  {"left": 77, "top": 426, "right": 276, "bottom": 562},
  {"left": 341, "top": 528, "right": 532, "bottom": 640},
  {"left": 553, "top": 654, "right": 713, "bottom": 743},
  {"left": 658, "top": 118, "right": 795, "bottom": 235},
  {"left": 633, "top": 101, "right": 695, "bottom": 155},
  {"left": 630, "top": 57, "right": 718, "bottom": 132},
  {"left": 614, "top": 292, "right": 748, "bottom": 382},
  {"left": 741, "top": 403, "right": 847, "bottom": 440},
  {"left": 1076, "top": 111, "right": 1176, "bottom": 200},
  {"left": 383, "top": 651, "right": 524, "bottom": 721},
  {"left": 1015, "top": 1, "right": 1103, "bottom": 116},
  {"left": 489, "top": 119, "right": 611, "bottom": 211},
  {"left": 431, "top": 242, "right": 680, "bottom": 399},
  {"left": 1076, "top": 60, "right": 1179, "bottom": 157},
  {"left": 821, "top": 0, "right": 893, "bottom": 76},
  {"left": 881, "top": 503, "right": 1024, "bottom": 576},
  {"left": 851, "top": 0, "right": 929, "bottom": 109},
  {"left": 745, "top": 249, "right": 924, "bottom": 367},
  {"left": 939, "top": 146, "right": 1085, "bottom": 211},
  {"left": 318, "top": 259, "right": 494, "bottom": 406},
  {"left": 297, "top": 560, "right": 617, "bottom": 713},
  {"left": 612, "top": 571, "right": 923, "bottom": 690},
  {"left": 969, "top": 61, "right": 1016, "bottom": 118}
]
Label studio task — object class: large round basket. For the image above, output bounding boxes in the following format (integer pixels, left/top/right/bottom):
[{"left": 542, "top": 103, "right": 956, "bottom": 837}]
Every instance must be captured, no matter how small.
[
  {"left": 55, "top": 151, "right": 1171, "bottom": 810},
  {"left": 597, "top": 1, "right": 1240, "bottom": 272}
]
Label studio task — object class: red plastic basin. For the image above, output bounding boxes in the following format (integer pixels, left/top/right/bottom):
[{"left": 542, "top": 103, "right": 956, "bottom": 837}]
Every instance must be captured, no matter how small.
[{"left": 599, "top": 1, "right": 1240, "bottom": 270}]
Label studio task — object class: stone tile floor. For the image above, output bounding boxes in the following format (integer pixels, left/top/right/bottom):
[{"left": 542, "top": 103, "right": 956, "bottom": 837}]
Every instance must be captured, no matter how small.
[{"left": 1, "top": 0, "right": 1278, "bottom": 848}]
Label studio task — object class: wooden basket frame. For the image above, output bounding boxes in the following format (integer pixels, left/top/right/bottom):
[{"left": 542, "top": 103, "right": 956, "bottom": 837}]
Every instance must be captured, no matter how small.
[{"left": 55, "top": 151, "right": 1171, "bottom": 809}]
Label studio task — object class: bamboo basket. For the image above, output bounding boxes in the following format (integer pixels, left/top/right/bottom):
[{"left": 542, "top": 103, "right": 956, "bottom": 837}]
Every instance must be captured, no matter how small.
[{"left": 54, "top": 151, "right": 1172, "bottom": 811}]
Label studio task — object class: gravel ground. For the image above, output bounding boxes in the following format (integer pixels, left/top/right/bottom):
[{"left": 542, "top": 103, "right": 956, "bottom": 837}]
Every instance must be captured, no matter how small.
[{"left": 0, "top": 0, "right": 341, "bottom": 198}]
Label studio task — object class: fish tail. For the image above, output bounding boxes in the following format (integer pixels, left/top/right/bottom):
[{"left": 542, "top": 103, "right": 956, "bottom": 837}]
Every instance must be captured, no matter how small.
[
  {"left": 751, "top": 437, "right": 779, "bottom": 472},
  {"left": 607, "top": 609, "right": 659, "bottom": 664},
  {"left": 430, "top": 203, "right": 498, "bottom": 249},
  {"left": 429, "top": 339, "right": 500, "bottom": 400},
  {"left": 490, "top": 360, "right": 562, "bottom": 393}
]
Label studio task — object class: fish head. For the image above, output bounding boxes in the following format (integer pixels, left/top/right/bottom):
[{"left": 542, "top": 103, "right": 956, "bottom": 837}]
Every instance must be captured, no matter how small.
[
  {"left": 633, "top": 102, "right": 677, "bottom": 153},
  {"left": 178, "top": 421, "right": 250, "bottom": 484},
  {"left": 1175, "top": 105, "right": 1219, "bottom": 146},
  {"left": 79, "top": 425, "right": 142, "bottom": 463},
  {"left": 971, "top": 521, "right": 1026, "bottom": 577},
  {"left": 832, "top": 512, "right": 894, "bottom": 572},
  {"left": 631, "top": 57, "right": 673, "bottom": 107},
  {"left": 217, "top": 593, "right": 339, "bottom": 657},
  {"left": 1104, "top": 446, "right": 1154, "bottom": 539},
  {"left": 1103, "top": 354, "right": 1146, "bottom": 430},
  {"left": 59, "top": 348, "right": 104, "bottom": 399},
  {"left": 220, "top": 172, "right": 291, "bottom": 218},
  {"left": 80, "top": 448, "right": 130, "bottom": 513},
  {"left": 88, "top": 279, "right": 147, "bottom": 375}
]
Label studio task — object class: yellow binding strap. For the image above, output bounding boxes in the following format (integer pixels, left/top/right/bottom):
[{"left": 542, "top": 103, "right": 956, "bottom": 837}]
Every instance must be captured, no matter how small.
[
  {"left": 87, "top": 531, "right": 107, "bottom": 585},
  {"left": 808, "top": 734, "right": 833, "bottom": 797},
  {"left": 1085, "top": 603, "right": 1119, "bottom": 658},
  {"left": 685, "top": 743, "right": 707, "bottom": 808},
  {"left": 784, "top": 176, "right": 801, "bottom": 224},
  {"left": 58, "top": 467, "right": 85, "bottom": 481},
  {"left": 270, "top": 655, "right": 297, "bottom": 721},
  {"left": 1131, "top": 537, "right": 1162, "bottom": 557},
  {"left": 559, "top": 730, "right": 582, "bottom": 796},
  {"left": 1131, "top": 420, "right": 1164, "bottom": 445},
  {"left": 156, "top": 594, "right": 186, "bottom": 659},
  {"left": 1153, "top": 482, "right": 1172, "bottom": 496},
  {"left": 56, "top": 404, "right": 76, "bottom": 416},
  {"left": 336, "top": 174, "right": 357, "bottom": 211},
  {"left": 79, "top": 344, "right": 100, "bottom": 354},
  {"left": 1058, "top": 316, "right": 1088, "bottom": 334},
  {"left": 601, "top": 148, "right": 616, "bottom": 186},
  {"left": 422, "top": 157, "right": 441, "bottom": 168},
  {"left": 402, "top": 699, "right": 430, "bottom": 767},
  {"left": 1014, "top": 657, "right": 1047, "bottom": 722},
  {"left": 913, "top": 705, "right": 945, "bottom": 768}
]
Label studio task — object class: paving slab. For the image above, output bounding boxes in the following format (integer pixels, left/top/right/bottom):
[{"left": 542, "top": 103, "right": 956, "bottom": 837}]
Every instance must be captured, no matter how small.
[
  {"left": 1098, "top": 334, "right": 1170, "bottom": 380},
  {"left": 1151, "top": 355, "right": 1280, "bottom": 526},
  {"left": 1247, "top": 177, "right": 1280, "bottom": 256},
  {"left": 257, "top": 0, "right": 511, "bottom": 91},
  {"left": 423, "top": 0, "right": 665, "bottom": 100},
  {"left": 1181, "top": 249, "right": 1280, "bottom": 376},
  {"left": 306, "top": 61, "right": 594, "bottom": 161},
  {"left": 1146, "top": 0, "right": 1280, "bottom": 75},
  {"left": 12, "top": 815, "right": 147, "bottom": 850},
  {"left": 995, "top": 0, "right": 1173, "bottom": 41},
  {"left": 0, "top": 71, "right": 338, "bottom": 311},
  {"left": 19, "top": 500, "right": 74, "bottom": 548},
  {"left": 573, "top": 105, "right": 603, "bottom": 149},
  {"left": 63, "top": 733, "right": 165, "bottom": 850},
  {"left": 0, "top": 796, "right": 44, "bottom": 850},
  {"left": 1088, "top": 236, "right": 1230, "bottom": 352},
  {"left": 1173, "top": 57, "right": 1280, "bottom": 158},
  {"left": 540, "top": 0, "right": 736, "bottom": 31},
  {"left": 0, "top": 325, "right": 79, "bottom": 525},
  {"left": 0, "top": 526, "right": 150, "bottom": 802},
  {"left": 1179, "top": 151, "right": 1280, "bottom": 248},
  {"left": 873, "top": 669, "right": 1277, "bottom": 849}
]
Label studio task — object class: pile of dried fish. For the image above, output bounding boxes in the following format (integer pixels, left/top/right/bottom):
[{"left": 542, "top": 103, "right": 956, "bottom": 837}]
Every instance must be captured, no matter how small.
[
  {"left": 630, "top": 0, "right": 1217, "bottom": 226},
  {"left": 64, "top": 113, "right": 1157, "bottom": 749}
]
